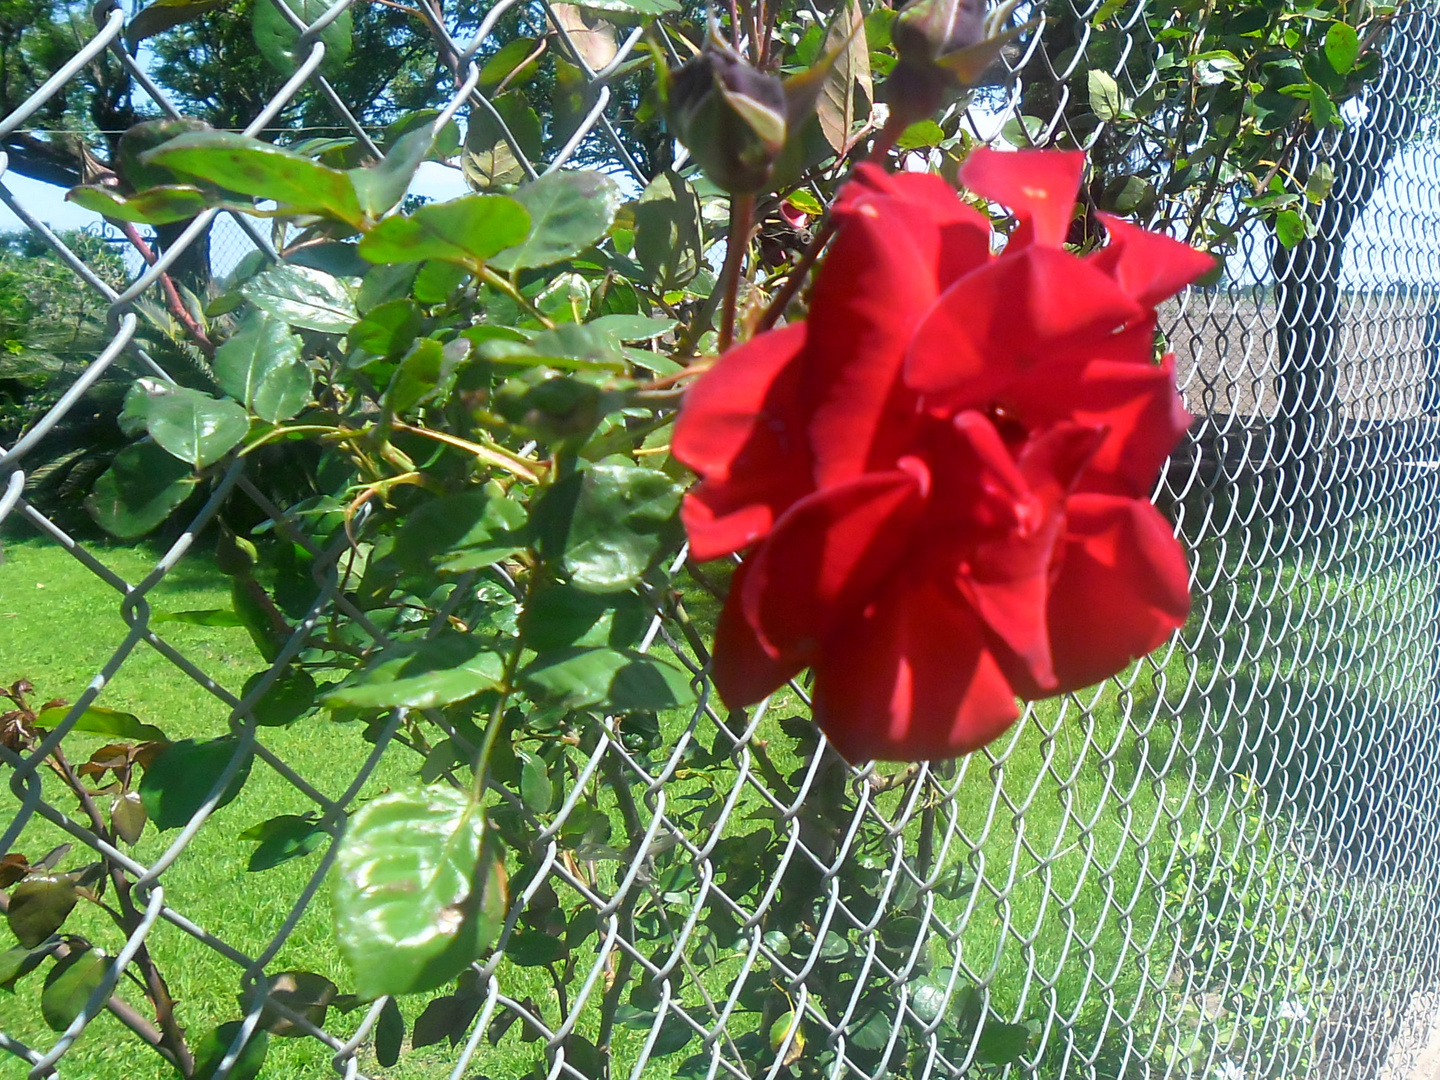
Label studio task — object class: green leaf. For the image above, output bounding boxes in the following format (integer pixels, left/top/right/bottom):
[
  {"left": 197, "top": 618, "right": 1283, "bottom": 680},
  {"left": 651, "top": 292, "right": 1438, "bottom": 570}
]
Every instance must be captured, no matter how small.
[
  {"left": 1305, "top": 162, "right": 1336, "bottom": 204},
  {"left": 139, "top": 736, "right": 254, "bottom": 831},
  {"left": 122, "top": 382, "right": 250, "bottom": 469},
  {"left": 895, "top": 120, "right": 946, "bottom": 150},
  {"left": 383, "top": 109, "right": 460, "bottom": 159},
  {"left": 519, "top": 586, "right": 646, "bottom": 651},
  {"left": 193, "top": 1021, "right": 269, "bottom": 1080},
  {"left": 214, "top": 311, "right": 311, "bottom": 423},
  {"left": 975, "top": 1019, "right": 1032, "bottom": 1065},
  {"left": 65, "top": 184, "right": 209, "bottom": 225},
  {"left": 1308, "top": 80, "right": 1336, "bottom": 128},
  {"left": 348, "top": 298, "right": 423, "bottom": 358},
  {"left": 1324, "top": 22, "right": 1360, "bottom": 75},
  {"left": 253, "top": 0, "right": 352, "bottom": 76},
  {"left": 586, "top": 315, "right": 676, "bottom": 342},
  {"left": 85, "top": 440, "right": 198, "bottom": 539},
  {"left": 505, "top": 930, "right": 567, "bottom": 966},
  {"left": 908, "top": 978, "right": 947, "bottom": 1027},
  {"left": 126, "top": 0, "right": 229, "bottom": 46},
  {"left": 242, "top": 265, "right": 358, "bottom": 334},
  {"left": 848, "top": 1009, "right": 891, "bottom": 1050},
  {"left": 478, "top": 37, "right": 544, "bottom": 92},
  {"left": 490, "top": 171, "right": 624, "bottom": 272},
  {"left": 1274, "top": 208, "right": 1309, "bottom": 249},
  {"left": 392, "top": 490, "right": 528, "bottom": 575},
  {"left": 349, "top": 124, "right": 437, "bottom": 219},
  {"left": 463, "top": 95, "right": 543, "bottom": 190},
  {"left": 520, "top": 648, "right": 695, "bottom": 713},
  {"left": 539, "top": 458, "right": 682, "bottom": 593},
  {"left": 382, "top": 337, "right": 467, "bottom": 414},
  {"left": 41, "top": 947, "right": 108, "bottom": 1031},
  {"left": 0, "top": 944, "right": 47, "bottom": 988},
  {"left": 144, "top": 131, "right": 362, "bottom": 225},
  {"left": 1088, "top": 69, "right": 1124, "bottom": 121},
  {"left": 111, "top": 792, "right": 147, "bottom": 845},
  {"left": 332, "top": 787, "right": 506, "bottom": 998},
  {"left": 241, "top": 666, "right": 318, "bottom": 727},
  {"left": 154, "top": 608, "right": 246, "bottom": 627},
  {"left": 375, "top": 998, "right": 404, "bottom": 1066},
  {"left": 413, "top": 260, "right": 469, "bottom": 304},
  {"left": 517, "top": 749, "right": 553, "bottom": 813},
  {"left": 241, "top": 814, "right": 327, "bottom": 871},
  {"left": 33, "top": 704, "right": 167, "bottom": 743},
  {"left": 358, "top": 195, "right": 531, "bottom": 268},
  {"left": 632, "top": 173, "right": 703, "bottom": 292},
  {"left": 322, "top": 633, "right": 505, "bottom": 710},
  {"left": 7, "top": 878, "right": 78, "bottom": 947}
]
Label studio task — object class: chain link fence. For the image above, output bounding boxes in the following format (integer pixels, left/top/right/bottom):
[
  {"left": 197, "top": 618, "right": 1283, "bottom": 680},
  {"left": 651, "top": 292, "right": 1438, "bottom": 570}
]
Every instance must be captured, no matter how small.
[{"left": 3, "top": 0, "right": 1440, "bottom": 1077}]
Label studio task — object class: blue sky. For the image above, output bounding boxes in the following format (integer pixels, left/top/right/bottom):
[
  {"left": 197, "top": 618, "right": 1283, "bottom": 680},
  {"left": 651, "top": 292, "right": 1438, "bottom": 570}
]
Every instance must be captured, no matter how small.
[{"left": 2, "top": 139, "right": 1437, "bottom": 287}]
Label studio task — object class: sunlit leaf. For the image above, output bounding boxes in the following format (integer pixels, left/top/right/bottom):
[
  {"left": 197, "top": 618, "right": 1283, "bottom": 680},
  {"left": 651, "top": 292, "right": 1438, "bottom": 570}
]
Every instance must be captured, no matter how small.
[
  {"left": 193, "top": 1021, "right": 268, "bottom": 1080},
  {"left": 66, "top": 184, "right": 209, "bottom": 224},
  {"left": 122, "top": 381, "right": 250, "bottom": 468},
  {"left": 242, "top": 265, "right": 358, "bottom": 334},
  {"left": 322, "top": 633, "right": 505, "bottom": 710},
  {"left": 40, "top": 947, "right": 108, "bottom": 1031},
  {"left": 490, "top": 171, "right": 624, "bottom": 272},
  {"left": 144, "top": 131, "right": 362, "bottom": 224},
  {"left": 520, "top": 647, "right": 695, "bottom": 712},
  {"left": 6, "top": 878, "right": 78, "bottom": 948},
  {"left": 358, "top": 195, "right": 530, "bottom": 268},
  {"left": 253, "top": 0, "right": 351, "bottom": 76},
  {"left": 332, "top": 787, "right": 506, "bottom": 998},
  {"left": 214, "top": 311, "right": 311, "bottom": 422},
  {"left": 33, "top": 704, "right": 167, "bottom": 742},
  {"left": 85, "top": 440, "right": 198, "bottom": 539}
]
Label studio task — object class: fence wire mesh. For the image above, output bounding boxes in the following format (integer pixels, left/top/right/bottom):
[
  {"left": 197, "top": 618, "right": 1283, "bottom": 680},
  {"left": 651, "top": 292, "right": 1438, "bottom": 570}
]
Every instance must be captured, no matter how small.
[{"left": 2, "top": 0, "right": 1440, "bottom": 1078}]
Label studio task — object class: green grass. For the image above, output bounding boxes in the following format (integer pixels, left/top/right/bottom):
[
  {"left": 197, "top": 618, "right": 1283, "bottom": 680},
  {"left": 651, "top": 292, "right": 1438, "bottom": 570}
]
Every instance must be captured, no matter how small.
[
  {"left": 0, "top": 527, "right": 1336, "bottom": 1080},
  {"left": 0, "top": 535, "right": 511, "bottom": 1079}
]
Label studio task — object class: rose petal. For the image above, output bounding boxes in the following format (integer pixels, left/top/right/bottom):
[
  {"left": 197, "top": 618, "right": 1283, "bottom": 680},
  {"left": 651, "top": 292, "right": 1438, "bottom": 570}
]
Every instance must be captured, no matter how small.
[
  {"left": 742, "top": 469, "right": 925, "bottom": 663},
  {"left": 1002, "top": 346, "right": 1191, "bottom": 498},
  {"left": 955, "top": 424, "right": 1102, "bottom": 689},
  {"left": 804, "top": 180, "right": 990, "bottom": 485},
  {"left": 711, "top": 559, "right": 807, "bottom": 707},
  {"left": 905, "top": 245, "right": 1143, "bottom": 408},
  {"left": 673, "top": 323, "right": 813, "bottom": 559},
  {"left": 673, "top": 322, "right": 807, "bottom": 483},
  {"left": 837, "top": 165, "right": 993, "bottom": 286},
  {"left": 1035, "top": 494, "right": 1191, "bottom": 696},
  {"left": 960, "top": 147, "right": 1087, "bottom": 248},
  {"left": 1090, "top": 213, "right": 1216, "bottom": 309},
  {"left": 811, "top": 579, "right": 1020, "bottom": 762}
]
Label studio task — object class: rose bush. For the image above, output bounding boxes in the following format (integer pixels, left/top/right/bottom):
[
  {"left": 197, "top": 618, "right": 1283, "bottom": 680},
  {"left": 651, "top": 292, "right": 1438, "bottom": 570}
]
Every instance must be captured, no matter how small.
[{"left": 674, "top": 148, "right": 1214, "bottom": 762}]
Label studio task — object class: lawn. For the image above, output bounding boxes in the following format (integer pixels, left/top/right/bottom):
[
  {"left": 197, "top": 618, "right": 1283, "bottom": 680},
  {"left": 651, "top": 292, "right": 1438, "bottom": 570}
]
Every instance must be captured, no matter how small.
[{"left": 0, "top": 525, "right": 1337, "bottom": 1080}]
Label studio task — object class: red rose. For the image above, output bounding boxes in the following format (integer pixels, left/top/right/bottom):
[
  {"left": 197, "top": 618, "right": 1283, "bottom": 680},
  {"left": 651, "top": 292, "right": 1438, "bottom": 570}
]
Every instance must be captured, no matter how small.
[{"left": 673, "top": 148, "right": 1214, "bottom": 762}]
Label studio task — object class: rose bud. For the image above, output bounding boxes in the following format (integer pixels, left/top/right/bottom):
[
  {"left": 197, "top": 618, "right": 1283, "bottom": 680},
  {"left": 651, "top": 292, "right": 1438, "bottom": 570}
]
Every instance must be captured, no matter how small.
[
  {"left": 665, "top": 33, "right": 841, "bottom": 194},
  {"left": 667, "top": 38, "right": 789, "bottom": 195},
  {"left": 885, "top": 0, "right": 1038, "bottom": 121}
]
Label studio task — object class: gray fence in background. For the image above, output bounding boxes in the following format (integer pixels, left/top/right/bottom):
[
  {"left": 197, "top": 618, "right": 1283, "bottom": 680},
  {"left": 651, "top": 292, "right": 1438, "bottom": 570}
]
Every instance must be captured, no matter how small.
[{"left": 3, "top": 0, "right": 1440, "bottom": 1077}]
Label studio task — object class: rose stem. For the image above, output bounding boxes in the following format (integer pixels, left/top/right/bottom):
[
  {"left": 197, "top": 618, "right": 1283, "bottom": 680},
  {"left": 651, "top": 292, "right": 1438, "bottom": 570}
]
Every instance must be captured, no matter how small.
[
  {"left": 753, "top": 111, "right": 907, "bottom": 333},
  {"left": 717, "top": 191, "right": 755, "bottom": 352}
]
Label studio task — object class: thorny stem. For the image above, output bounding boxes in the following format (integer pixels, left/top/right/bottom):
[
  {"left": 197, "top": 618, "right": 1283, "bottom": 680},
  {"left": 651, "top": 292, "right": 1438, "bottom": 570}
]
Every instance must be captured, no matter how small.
[
  {"left": 119, "top": 223, "right": 214, "bottom": 358},
  {"left": 594, "top": 757, "right": 644, "bottom": 1060},
  {"left": 717, "top": 193, "right": 755, "bottom": 353},
  {"left": 753, "top": 113, "right": 906, "bottom": 334},
  {"left": 46, "top": 746, "right": 194, "bottom": 1076}
]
